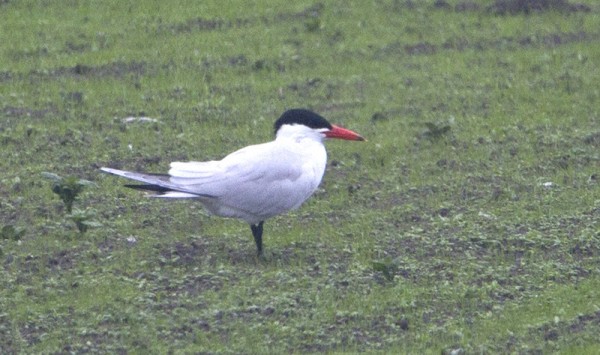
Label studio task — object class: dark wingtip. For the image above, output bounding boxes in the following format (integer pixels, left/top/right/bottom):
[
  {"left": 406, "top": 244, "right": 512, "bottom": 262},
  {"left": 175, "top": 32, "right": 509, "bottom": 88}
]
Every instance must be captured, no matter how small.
[{"left": 124, "top": 184, "right": 172, "bottom": 193}]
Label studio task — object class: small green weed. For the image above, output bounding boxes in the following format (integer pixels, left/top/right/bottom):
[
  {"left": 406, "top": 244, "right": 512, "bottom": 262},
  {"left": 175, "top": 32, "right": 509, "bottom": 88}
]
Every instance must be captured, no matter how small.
[
  {"left": 0, "top": 225, "right": 25, "bottom": 241},
  {"left": 422, "top": 121, "right": 452, "bottom": 140},
  {"left": 372, "top": 257, "right": 400, "bottom": 281},
  {"left": 42, "top": 172, "right": 100, "bottom": 233},
  {"left": 69, "top": 208, "right": 103, "bottom": 234},
  {"left": 42, "top": 172, "right": 95, "bottom": 213}
]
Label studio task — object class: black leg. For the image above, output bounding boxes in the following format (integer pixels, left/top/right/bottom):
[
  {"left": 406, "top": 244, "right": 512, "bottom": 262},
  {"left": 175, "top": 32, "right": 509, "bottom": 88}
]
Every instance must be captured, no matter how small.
[{"left": 250, "top": 221, "right": 264, "bottom": 256}]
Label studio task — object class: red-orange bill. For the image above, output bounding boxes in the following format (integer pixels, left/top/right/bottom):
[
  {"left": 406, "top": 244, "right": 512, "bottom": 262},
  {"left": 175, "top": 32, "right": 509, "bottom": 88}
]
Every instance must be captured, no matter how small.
[{"left": 325, "top": 124, "right": 365, "bottom": 141}]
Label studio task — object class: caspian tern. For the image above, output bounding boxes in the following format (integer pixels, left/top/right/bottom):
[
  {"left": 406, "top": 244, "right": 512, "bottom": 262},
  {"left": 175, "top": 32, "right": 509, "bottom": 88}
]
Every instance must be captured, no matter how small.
[{"left": 101, "top": 109, "right": 364, "bottom": 255}]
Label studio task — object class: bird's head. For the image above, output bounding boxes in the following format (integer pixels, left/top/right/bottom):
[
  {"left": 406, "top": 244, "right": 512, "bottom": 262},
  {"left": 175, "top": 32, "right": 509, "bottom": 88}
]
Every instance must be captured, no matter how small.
[{"left": 274, "top": 109, "right": 365, "bottom": 142}]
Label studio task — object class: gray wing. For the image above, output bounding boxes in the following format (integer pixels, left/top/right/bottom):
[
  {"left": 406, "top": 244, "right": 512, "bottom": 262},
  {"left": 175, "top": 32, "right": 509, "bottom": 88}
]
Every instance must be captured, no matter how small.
[{"left": 100, "top": 167, "right": 216, "bottom": 198}]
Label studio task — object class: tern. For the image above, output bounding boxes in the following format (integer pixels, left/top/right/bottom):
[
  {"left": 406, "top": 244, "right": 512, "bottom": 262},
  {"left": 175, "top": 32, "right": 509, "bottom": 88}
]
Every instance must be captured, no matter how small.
[{"left": 101, "top": 109, "right": 364, "bottom": 255}]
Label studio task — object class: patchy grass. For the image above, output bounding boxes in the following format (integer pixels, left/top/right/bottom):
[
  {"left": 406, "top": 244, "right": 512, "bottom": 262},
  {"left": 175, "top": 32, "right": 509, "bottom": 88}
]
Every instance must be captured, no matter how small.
[{"left": 1, "top": 0, "right": 599, "bottom": 353}]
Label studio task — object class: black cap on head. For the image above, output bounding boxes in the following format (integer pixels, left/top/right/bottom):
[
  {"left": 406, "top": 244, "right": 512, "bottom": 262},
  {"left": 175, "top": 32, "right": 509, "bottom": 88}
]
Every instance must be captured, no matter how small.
[{"left": 274, "top": 109, "right": 332, "bottom": 135}]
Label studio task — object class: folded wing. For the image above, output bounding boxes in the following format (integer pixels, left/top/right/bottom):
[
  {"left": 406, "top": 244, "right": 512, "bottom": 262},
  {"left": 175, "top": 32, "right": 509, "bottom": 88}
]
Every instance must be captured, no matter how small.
[{"left": 167, "top": 142, "right": 316, "bottom": 219}]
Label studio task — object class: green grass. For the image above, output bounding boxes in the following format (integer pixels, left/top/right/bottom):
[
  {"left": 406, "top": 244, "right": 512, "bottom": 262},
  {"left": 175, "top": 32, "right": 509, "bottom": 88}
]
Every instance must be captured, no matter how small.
[{"left": 1, "top": 0, "right": 600, "bottom": 353}]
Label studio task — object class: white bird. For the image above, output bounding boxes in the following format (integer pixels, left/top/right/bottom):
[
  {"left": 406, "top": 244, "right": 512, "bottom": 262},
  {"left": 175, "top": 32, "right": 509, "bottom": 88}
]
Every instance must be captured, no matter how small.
[{"left": 101, "top": 109, "right": 364, "bottom": 255}]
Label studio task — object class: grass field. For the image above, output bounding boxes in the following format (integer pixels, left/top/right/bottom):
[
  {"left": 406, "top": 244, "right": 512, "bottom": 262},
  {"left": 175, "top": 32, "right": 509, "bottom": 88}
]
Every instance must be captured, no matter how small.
[{"left": 1, "top": 0, "right": 600, "bottom": 353}]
